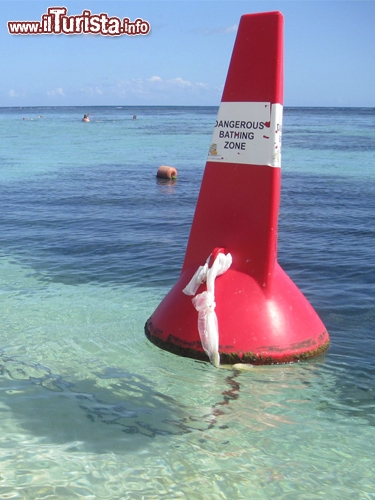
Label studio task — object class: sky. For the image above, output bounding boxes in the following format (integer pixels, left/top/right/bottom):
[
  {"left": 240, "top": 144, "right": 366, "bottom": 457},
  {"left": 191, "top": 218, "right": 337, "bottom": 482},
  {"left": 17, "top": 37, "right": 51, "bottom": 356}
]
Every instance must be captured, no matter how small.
[{"left": 0, "top": 0, "right": 374, "bottom": 107}]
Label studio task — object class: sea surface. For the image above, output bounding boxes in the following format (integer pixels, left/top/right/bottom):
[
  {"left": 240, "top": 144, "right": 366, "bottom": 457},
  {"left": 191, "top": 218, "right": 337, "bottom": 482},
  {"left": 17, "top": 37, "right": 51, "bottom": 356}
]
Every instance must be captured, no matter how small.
[{"left": 0, "top": 105, "right": 374, "bottom": 499}]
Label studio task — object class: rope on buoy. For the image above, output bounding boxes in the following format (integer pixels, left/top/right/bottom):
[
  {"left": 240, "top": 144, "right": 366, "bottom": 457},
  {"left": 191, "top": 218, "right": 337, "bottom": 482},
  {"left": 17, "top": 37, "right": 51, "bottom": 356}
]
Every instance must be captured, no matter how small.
[
  {"left": 156, "top": 166, "right": 177, "bottom": 179},
  {"left": 183, "top": 248, "right": 232, "bottom": 367}
]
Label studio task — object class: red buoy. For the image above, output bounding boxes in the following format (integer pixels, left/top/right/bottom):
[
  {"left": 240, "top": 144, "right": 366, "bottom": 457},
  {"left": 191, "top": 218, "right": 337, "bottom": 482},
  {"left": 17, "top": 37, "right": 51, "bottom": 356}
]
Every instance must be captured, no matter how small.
[{"left": 145, "top": 11, "right": 330, "bottom": 365}]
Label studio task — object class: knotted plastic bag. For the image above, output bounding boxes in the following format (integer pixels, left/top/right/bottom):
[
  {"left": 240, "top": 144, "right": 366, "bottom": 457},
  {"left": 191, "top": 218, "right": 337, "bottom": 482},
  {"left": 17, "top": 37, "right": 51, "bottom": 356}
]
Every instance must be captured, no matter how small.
[
  {"left": 192, "top": 291, "right": 219, "bottom": 367},
  {"left": 183, "top": 251, "right": 232, "bottom": 367},
  {"left": 182, "top": 264, "right": 208, "bottom": 296}
]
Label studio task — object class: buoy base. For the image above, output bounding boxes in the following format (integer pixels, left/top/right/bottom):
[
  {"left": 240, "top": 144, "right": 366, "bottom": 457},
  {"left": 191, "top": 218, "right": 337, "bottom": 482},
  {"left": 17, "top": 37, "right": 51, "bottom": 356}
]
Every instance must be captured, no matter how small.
[
  {"left": 145, "top": 263, "right": 330, "bottom": 365},
  {"left": 145, "top": 321, "right": 329, "bottom": 365}
]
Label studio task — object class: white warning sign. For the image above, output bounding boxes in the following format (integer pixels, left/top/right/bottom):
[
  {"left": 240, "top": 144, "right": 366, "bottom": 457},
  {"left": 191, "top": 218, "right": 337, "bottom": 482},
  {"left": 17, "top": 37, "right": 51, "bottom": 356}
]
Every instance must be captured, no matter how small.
[{"left": 208, "top": 102, "right": 283, "bottom": 167}]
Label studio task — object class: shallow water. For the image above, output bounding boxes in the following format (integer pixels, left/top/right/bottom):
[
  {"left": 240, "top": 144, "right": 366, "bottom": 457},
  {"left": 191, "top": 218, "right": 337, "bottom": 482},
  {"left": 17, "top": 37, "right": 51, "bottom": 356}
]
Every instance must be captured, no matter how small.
[{"left": 0, "top": 106, "right": 374, "bottom": 499}]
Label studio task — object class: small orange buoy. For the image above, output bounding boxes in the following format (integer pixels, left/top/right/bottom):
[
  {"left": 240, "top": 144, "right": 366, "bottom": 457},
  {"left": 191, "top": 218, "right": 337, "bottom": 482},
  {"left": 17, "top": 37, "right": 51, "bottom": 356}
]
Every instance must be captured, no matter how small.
[{"left": 156, "top": 166, "right": 177, "bottom": 179}]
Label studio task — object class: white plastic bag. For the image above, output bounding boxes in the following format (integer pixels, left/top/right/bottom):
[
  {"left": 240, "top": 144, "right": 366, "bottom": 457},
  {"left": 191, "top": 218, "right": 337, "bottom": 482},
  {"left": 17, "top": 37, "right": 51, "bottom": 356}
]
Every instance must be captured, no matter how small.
[
  {"left": 182, "top": 264, "right": 208, "bottom": 296},
  {"left": 192, "top": 291, "right": 219, "bottom": 366},
  {"left": 183, "top": 251, "right": 232, "bottom": 367}
]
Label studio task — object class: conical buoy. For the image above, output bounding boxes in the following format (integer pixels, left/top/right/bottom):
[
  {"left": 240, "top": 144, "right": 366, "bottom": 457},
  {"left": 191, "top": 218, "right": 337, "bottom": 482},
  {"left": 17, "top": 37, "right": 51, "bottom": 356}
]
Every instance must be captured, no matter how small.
[{"left": 145, "top": 11, "right": 330, "bottom": 365}]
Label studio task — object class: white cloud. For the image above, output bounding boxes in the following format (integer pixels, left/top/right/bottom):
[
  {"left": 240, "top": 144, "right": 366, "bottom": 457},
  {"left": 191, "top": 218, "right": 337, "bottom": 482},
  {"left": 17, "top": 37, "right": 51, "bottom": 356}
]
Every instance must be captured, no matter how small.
[
  {"left": 47, "top": 87, "right": 65, "bottom": 97},
  {"left": 135, "top": 76, "right": 195, "bottom": 91},
  {"left": 223, "top": 24, "right": 238, "bottom": 34},
  {"left": 196, "top": 24, "right": 238, "bottom": 35},
  {"left": 112, "top": 75, "right": 213, "bottom": 103},
  {"left": 79, "top": 86, "right": 103, "bottom": 95},
  {"left": 8, "top": 89, "right": 25, "bottom": 98},
  {"left": 40, "top": 75, "right": 219, "bottom": 105},
  {"left": 196, "top": 82, "right": 209, "bottom": 89},
  {"left": 168, "top": 77, "right": 192, "bottom": 87}
]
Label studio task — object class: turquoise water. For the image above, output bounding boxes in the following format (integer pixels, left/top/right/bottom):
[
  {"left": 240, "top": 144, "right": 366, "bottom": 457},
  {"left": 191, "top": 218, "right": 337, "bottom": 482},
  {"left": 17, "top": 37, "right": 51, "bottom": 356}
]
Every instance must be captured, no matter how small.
[{"left": 0, "top": 106, "right": 374, "bottom": 499}]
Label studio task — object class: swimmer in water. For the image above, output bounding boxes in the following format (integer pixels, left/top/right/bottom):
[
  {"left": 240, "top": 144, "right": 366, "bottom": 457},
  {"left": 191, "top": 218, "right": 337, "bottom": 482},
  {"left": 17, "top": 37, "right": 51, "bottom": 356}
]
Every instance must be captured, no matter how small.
[{"left": 82, "top": 113, "right": 90, "bottom": 122}]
